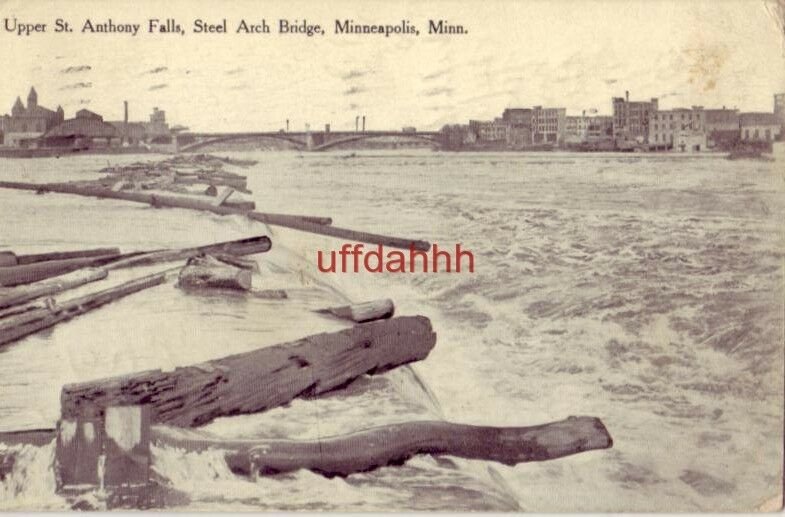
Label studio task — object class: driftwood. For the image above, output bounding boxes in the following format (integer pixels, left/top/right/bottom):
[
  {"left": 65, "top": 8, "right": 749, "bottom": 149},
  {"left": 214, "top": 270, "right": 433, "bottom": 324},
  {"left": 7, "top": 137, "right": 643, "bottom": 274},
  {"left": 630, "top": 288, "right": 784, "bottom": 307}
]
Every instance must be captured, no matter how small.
[
  {"left": 60, "top": 315, "right": 437, "bottom": 427},
  {"left": 104, "top": 235, "right": 271, "bottom": 270},
  {"left": 14, "top": 247, "right": 121, "bottom": 265},
  {"left": 0, "top": 268, "right": 108, "bottom": 309},
  {"left": 0, "top": 269, "right": 176, "bottom": 347},
  {"left": 0, "top": 415, "right": 613, "bottom": 485},
  {"left": 0, "top": 181, "right": 329, "bottom": 225},
  {"left": 0, "top": 253, "right": 123, "bottom": 287},
  {"left": 0, "top": 252, "right": 17, "bottom": 267},
  {"left": 177, "top": 256, "right": 253, "bottom": 291},
  {"left": 211, "top": 187, "right": 235, "bottom": 207},
  {"left": 153, "top": 416, "right": 613, "bottom": 477},
  {"left": 316, "top": 298, "right": 395, "bottom": 323},
  {"left": 0, "top": 181, "right": 428, "bottom": 250}
]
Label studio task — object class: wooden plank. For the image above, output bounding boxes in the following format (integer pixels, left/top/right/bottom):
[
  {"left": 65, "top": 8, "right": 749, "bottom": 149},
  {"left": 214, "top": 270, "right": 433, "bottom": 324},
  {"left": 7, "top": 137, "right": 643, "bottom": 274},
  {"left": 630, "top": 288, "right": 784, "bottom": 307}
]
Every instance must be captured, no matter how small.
[
  {"left": 103, "top": 406, "right": 151, "bottom": 487},
  {"left": 152, "top": 416, "right": 613, "bottom": 478},
  {"left": 316, "top": 298, "right": 395, "bottom": 323},
  {"left": 14, "top": 247, "right": 121, "bottom": 265},
  {"left": 60, "top": 315, "right": 437, "bottom": 427},
  {"left": 0, "top": 254, "right": 121, "bottom": 287},
  {"left": 0, "top": 268, "right": 108, "bottom": 309},
  {"left": 55, "top": 417, "right": 103, "bottom": 489}
]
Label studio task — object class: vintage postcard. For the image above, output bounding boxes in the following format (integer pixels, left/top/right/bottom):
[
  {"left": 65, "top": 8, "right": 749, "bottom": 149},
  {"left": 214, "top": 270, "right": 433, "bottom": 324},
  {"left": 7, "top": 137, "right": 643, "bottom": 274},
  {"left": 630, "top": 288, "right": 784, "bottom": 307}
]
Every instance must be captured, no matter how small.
[{"left": 0, "top": 0, "right": 783, "bottom": 512}]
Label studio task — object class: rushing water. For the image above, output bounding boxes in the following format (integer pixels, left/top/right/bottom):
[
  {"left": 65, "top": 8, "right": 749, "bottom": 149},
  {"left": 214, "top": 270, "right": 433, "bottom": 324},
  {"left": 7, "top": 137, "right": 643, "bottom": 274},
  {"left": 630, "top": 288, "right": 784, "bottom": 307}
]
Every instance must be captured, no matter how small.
[{"left": 0, "top": 149, "right": 782, "bottom": 511}]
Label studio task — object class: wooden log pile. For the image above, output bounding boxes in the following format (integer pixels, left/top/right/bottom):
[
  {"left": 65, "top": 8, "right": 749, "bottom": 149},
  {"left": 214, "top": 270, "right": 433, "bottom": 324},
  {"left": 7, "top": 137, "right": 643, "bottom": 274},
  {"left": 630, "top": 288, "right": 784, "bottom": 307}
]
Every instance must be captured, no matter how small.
[{"left": 0, "top": 236, "right": 272, "bottom": 347}]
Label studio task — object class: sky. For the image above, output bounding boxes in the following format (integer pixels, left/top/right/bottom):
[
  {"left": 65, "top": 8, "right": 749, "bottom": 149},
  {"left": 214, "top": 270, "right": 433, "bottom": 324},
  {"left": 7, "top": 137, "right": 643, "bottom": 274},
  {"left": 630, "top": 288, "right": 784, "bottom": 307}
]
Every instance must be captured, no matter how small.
[{"left": 1, "top": 0, "right": 784, "bottom": 132}]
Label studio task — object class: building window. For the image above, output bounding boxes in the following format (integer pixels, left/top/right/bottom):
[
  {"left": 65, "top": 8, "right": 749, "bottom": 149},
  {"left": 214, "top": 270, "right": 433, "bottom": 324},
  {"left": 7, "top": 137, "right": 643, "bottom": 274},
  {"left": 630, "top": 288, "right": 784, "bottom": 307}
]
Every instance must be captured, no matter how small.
[
  {"left": 745, "top": 129, "right": 750, "bottom": 140},
  {"left": 765, "top": 129, "right": 771, "bottom": 141},
  {"left": 754, "top": 129, "right": 759, "bottom": 139}
]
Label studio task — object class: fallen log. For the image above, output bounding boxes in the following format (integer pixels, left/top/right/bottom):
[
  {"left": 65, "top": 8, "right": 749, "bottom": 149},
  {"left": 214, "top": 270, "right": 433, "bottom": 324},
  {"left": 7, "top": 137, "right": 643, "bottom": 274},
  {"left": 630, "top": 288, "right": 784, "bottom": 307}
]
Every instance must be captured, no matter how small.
[
  {"left": 153, "top": 416, "right": 613, "bottom": 477},
  {"left": 15, "top": 247, "right": 121, "bottom": 265},
  {"left": 104, "top": 235, "right": 271, "bottom": 270},
  {"left": 0, "top": 268, "right": 107, "bottom": 309},
  {"left": 0, "top": 428, "right": 57, "bottom": 482},
  {"left": 60, "top": 315, "right": 437, "bottom": 427},
  {"left": 0, "top": 181, "right": 431, "bottom": 250},
  {"left": 0, "top": 252, "right": 17, "bottom": 267},
  {"left": 0, "top": 269, "right": 175, "bottom": 347},
  {"left": 177, "top": 256, "right": 252, "bottom": 291},
  {"left": 0, "top": 180, "right": 329, "bottom": 225},
  {"left": 316, "top": 298, "right": 395, "bottom": 323},
  {"left": 0, "top": 252, "right": 123, "bottom": 287}
]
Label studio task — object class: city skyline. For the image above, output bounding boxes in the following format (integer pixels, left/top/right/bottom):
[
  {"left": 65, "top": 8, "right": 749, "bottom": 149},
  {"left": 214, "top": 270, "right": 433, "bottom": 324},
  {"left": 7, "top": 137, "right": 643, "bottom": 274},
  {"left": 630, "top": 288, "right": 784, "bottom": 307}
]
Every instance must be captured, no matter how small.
[{"left": 1, "top": 0, "right": 784, "bottom": 132}]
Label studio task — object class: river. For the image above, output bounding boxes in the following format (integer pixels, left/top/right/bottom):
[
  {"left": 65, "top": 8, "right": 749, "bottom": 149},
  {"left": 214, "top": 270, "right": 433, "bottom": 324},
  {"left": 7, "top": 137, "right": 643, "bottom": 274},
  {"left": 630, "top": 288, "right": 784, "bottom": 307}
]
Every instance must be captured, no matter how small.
[{"left": 0, "top": 149, "right": 782, "bottom": 511}]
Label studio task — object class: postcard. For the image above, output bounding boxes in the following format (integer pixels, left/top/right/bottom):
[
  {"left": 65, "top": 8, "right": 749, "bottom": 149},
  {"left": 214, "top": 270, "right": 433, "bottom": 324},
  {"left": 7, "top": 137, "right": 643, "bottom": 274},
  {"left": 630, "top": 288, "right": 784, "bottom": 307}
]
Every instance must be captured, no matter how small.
[{"left": 0, "top": 0, "right": 783, "bottom": 512}]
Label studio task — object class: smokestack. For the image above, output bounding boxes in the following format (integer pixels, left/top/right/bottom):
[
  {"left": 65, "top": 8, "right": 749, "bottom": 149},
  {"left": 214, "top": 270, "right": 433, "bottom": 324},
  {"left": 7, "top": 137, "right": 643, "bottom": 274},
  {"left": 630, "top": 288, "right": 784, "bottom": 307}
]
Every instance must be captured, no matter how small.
[
  {"left": 362, "top": 115, "right": 366, "bottom": 132},
  {"left": 625, "top": 91, "right": 629, "bottom": 103},
  {"left": 124, "top": 101, "right": 128, "bottom": 124},
  {"left": 355, "top": 116, "right": 359, "bottom": 132},
  {"left": 286, "top": 119, "right": 289, "bottom": 132}
]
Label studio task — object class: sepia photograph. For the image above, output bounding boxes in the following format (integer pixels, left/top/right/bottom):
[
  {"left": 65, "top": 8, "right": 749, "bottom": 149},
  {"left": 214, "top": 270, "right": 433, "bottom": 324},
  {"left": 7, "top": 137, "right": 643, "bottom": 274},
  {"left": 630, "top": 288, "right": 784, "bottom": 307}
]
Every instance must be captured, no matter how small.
[{"left": 0, "top": 0, "right": 783, "bottom": 512}]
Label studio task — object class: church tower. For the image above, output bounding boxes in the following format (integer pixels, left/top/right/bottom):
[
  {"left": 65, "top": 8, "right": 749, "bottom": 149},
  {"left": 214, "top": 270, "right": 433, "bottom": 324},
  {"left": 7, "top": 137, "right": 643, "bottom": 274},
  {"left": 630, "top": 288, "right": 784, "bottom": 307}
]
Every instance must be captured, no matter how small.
[
  {"left": 12, "top": 97, "right": 24, "bottom": 116},
  {"left": 27, "top": 87, "right": 38, "bottom": 109}
]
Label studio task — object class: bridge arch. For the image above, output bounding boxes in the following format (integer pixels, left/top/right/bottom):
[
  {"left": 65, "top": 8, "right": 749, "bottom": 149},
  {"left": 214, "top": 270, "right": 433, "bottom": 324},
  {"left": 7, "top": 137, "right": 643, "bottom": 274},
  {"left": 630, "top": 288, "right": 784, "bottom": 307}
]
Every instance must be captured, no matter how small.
[
  {"left": 314, "top": 133, "right": 442, "bottom": 151},
  {"left": 180, "top": 133, "right": 307, "bottom": 152}
]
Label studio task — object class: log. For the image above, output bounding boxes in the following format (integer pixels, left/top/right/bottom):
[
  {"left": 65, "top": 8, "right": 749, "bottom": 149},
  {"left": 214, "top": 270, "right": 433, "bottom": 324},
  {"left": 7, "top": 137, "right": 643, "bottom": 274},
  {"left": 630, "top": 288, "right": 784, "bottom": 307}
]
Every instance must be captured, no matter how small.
[
  {"left": 0, "top": 252, "right": 17, "bottom": 267},
  {"left": 60, "top": 315, "right": 437, "bottom": 427},
  {"left": 245, "top": 212, "right": 429, "bottom": 251},
  {"left": 177, "top": 256, "right": 253, "bottom": 291},
  {"left": 0, "top": 428, "right": 56, "bottom": 446},
  {"left": 0, "top": 269, "right": 175, "bottom": 347},
  {"left": 151, "top": 416, "right": 613, "bottom": 478},
  {"left": 222, "top": 200, "right": 256, "bottom": 211},
  {"left": 0, "top": 253, "right": 121, "bottom": 287},
  {"left": 212, "top": 187, "right": 234, "bottom": 207},
  {"left": 0, "top": 267, "right": 108, "bottom": 309},
  {"left": 0, "top": 181, "right": 431, "bottom": 249},
  {"left": 316, "top": 298, "right": 395, "bottom": 323},
  {"left": 104, "top": 235, "right": 271, "bottom": 271},
  {"left": 15, "top": 247, "right": 120, "bottom": 265},
  {"left": 0, "top": 428, "right": 56, "bottom": 482}
]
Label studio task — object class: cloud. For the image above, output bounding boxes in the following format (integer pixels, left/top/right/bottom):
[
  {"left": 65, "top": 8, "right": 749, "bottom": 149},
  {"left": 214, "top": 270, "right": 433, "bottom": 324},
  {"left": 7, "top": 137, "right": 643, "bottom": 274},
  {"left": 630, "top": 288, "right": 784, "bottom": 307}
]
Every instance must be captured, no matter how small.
[
  {"left": 341, "top": 69, "right": 366, "bottom": 80},
  {"left": 144, "top": 66, "right": 168, "bottom": 75},
  {"left": 148, "top": 84, "right": 168, "bottom": 91},
  {"left": 423, "top": 87, "right": 454, "bottom": 97},
  {"left": 226, "top": 67, "right": 244, "bottom": 75},
  {"left": 59, "top": 82, "right": 92, "bottom": 90},
  {"left": 78, "top": 99, "right": 91, "bottom": 104},
  {"left": 423, "top": 68, "right": 450, "bottom": 80},
  {"left": 343, "top": 86, "right": 365, "bottom": 95},
  {"left": 61, "top": 65, "right": 91, "bottom": 73}
]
